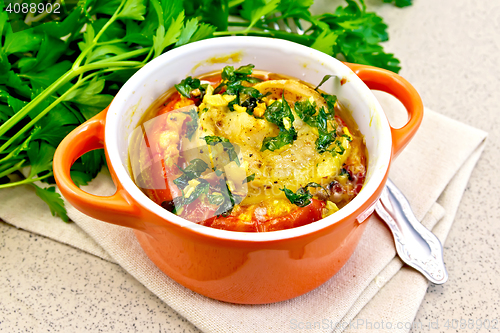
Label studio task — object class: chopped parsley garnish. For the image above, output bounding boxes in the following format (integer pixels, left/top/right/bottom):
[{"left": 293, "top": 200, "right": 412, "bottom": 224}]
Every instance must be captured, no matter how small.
[
  {"left": 236, "top": 86, "right": 267, "bottom": 115},
  {"left": 169, "top": 135, "right": 251, "bottom": 217},
  {"left": 243, "top": 173, "right": 256, "bottom": 184},
  {"left": 203, "top": 135, "right": 240, "bottom": 166},
  {"left": 220, "top": 64, "right": 261, "bottom": 85},
  {"left": 173, "top": 158, "right": 210, "bottom": 190},
  {"left": 182, "top": 107, "right": 198, "bottom": 140},
  {"left": 322, "top": 94, "right": 337, "bottom": 115},
  {"left": 213, "top": 178, "right": 238, "bottom": 217},
  {"left": 314, "top": 74, "right": 337, "bottom": 91},
  {"left": 280, "top": 182, "right": 324, "bottom": 207},
  {"left": 214, "top": 64, "right": 265, "bottom": 113},
  {"left": 294, "top": 99, "right": 318, "bottom": 127},
  {"left": 315, "top": 108, "right": 337, "bottom": 154},
  {"left": 175, "top": 77, "right": 209, "bottom": 101},
  {"left": 175, "top": 77, "right": 201, "bottom": 98},
  {"left": 177, "top": 179, "right": 211, "bottom": 207},
  {"left": 293, "top": 77, "right": 344, "bottom": 156},
  {"left": 203, "top": 135, "right": 229, "bottom": 145},
  {"left": 261, "top": 92, "right": 297, "bottom": 152}
]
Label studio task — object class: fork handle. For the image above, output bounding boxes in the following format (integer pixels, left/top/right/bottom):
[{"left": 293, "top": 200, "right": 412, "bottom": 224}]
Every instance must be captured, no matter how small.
[{"left": 375, "top": 179, "right": 448, "bottom": 284}]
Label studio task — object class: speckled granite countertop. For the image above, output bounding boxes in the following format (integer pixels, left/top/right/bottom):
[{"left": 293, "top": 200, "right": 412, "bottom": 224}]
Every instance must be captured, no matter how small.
[{"left": 1, "top": 0, "right": 499, "bottom": 332}]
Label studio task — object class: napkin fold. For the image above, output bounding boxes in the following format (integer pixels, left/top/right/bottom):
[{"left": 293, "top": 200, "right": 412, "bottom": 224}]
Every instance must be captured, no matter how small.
[{"left": 0, "top": 101, "right": 487, "bottom": 333}]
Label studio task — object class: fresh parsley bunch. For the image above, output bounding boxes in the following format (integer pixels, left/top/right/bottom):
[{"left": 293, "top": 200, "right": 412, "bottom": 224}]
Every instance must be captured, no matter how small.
[{"left": 0, "top": 0, "right": 407, "bottom": 221}]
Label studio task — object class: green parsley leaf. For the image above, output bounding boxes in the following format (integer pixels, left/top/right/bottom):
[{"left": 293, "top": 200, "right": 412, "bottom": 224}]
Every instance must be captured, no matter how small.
[
  {"left": 0, "top": 11, "right": 8, "bottom": 37},
  {"left": 18, "top": 33, "right": 68, "bottom": 74},
  {"left": 91, "top": 18, "right": 126, "bottom": 43},
  {"left": 77, "top": 24, "right": 95, "bottom": 53},
  {"left": 62, "top": 77, "right": 114, "bottom": 111},
  {"left": 87, "top": 44, "right": 130, "bottom": 63},
  {"left": 237, "top": 86, "right": 265, "bottom": 113},
  {"left": 310, "top": 29, "right": 338, "bottom": 54},
  {"left": 92, "top": 0, "right": 122, "bottom": 15},
  {"left": 70, "top": 170, "right": 94, "bottom": 187},
  {"left": 219, "top": 64, "right": 260, "bottom": 86},
  {"left": 29, "top": 89, "right": 78, "bottom": 146},
  {"left": 80, "top": 150, "right": 106, "bottom": 179},
  {"left": 153, "top": 11, "right": 184, "bottom": 58},
  {"left": 322, "top": 93, "right": 337, "bottom": 115},
  {"left": 27, "top": 141, "right": 55, "bottom": 178},
  {"left": 3, "top": 27, "right": 42, "bottom": 55},
  {"left": 32, "top": 184, "right": 69, "bottom": 222},
  {"left": 33, "top": 5, "right": 87, "bottom": 39},
  {"left": 0, "top": 127, "right": 39, "bottom": 164},
  {"left": 241, "top": 0, "right": 280, "bottom": 30},
  {"left": 176, "top": 17, "right": 199, "bottom": 46},
  {"left": 117, "top": 0, "right": 147, "bottom": 20},
  {"left": 213, "top": 178, "right": 238, "bottom": 216},
  {"left": 21, "top": 61, "right": 72, "bottom": 88},
  {"left": 189, "top": 23, "right": 217, "bottom": 43},
  {"left": 184, "top": 0, "right": 229, "bottom": 31}
]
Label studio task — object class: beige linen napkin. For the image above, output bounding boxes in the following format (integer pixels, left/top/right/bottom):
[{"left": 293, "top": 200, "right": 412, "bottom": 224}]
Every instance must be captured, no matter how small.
[{"left": 0, "top": 104, "right": 487, "bottom": 333}]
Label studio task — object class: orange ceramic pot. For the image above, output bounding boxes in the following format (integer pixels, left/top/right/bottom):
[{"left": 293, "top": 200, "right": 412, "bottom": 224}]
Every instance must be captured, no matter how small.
[{"left": 53, "top": 37, "right": 423, "bottom": 304}]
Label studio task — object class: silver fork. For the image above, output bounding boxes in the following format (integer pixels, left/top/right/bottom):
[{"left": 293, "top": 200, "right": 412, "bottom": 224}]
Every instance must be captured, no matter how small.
[{"left": 375, "top": 179, "right": 448, "bottom": 284}]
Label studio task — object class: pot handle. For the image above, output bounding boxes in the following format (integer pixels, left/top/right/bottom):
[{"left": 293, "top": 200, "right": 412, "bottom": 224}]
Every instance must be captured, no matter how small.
[
  {"left": 53, "top": 108, "right": 144, "bottom": 230},
  {"left": 344, "top": 63, "right": 424, "bottom": 157}
]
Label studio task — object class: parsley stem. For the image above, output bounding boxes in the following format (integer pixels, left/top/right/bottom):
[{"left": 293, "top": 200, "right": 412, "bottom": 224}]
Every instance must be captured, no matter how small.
[
  {"left": 0, "top": 160, "right": 25, "bottom": 179},
  {"left": 96, "top": 39, "right": 125, "bottom": 46},
  {"left": 0, "top": 72, "right": 94, "bottom": 155},
  {"left": 142, "top": 47, "right": 155, "bottom": 64},
  {"left": 227, "top": 22, "right": 253, "bottom": 27},
  {"left": 0, "top": 172, "right": 52, "bottom": 189},
  {"left": 213, "top": 30, "right": 273, "bottom": 37},
  {"left": 79, "top": 61, "right": 144, "bottom": 72},
  {"left": 90, "top": 48, "right": 150, "bottom": 64},
  {"left": 213, "top": 29, "right": 310, "bottom": 41},
  {"left": 0, "top": 69, "right": 79, "bottom": 139},
  {"left": 0, "top": 143, "right": 25, "bottom": 164},
  {"left": 228, "top": 0, "right": 244, "bottom": 8}
]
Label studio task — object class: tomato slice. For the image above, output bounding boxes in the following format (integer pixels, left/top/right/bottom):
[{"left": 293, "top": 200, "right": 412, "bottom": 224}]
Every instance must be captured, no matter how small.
[
  {"left": 158, "top": 93, "right": 195, "bottom": 115},
  {"left": 204, "top": 199, "right": 325, "bottom": 232}
]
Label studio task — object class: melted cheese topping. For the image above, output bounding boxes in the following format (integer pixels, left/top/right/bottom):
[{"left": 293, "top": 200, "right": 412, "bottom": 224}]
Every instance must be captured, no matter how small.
[{"left": 198, "top": 79, "right": 353, "bottom": 206}]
